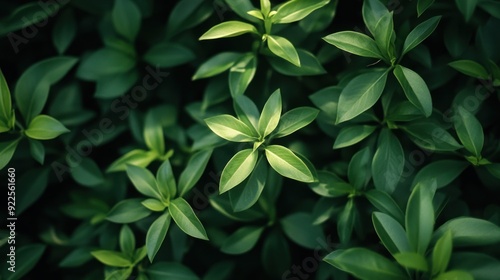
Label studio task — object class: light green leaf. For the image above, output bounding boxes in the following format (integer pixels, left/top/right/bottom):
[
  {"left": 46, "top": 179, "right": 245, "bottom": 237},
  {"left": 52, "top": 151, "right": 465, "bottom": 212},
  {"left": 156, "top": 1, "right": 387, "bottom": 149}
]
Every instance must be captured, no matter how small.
[
  {"left": 267, "top": 35, "right": 301, "bottom": 66},
  {"left": 372, "top": 212, "right": 411, "bottom": 255},
  {"left": 52, "top": 9, "right": 76, "bottom": 54},
  {"left": 126, "top": 165, "right": 161, "bottom": 199},
  {"left": 412, "top": 160, "right": 468, "bottom": 189},
  {"left": 323, "top": 31, "right": 383, "bottom": 59},
  {"left": 406, "top": 183, "right": 436, "bottom": 254},
  {"left": 418, "top": 0, "right": 435, "bottom": 16},
  {"left": 393, "top": 65, "right": 432, "bottom": 117},
  {"left": 394, "top": 252, "right": 429, "bottom": 271},
  {"left": 281, "top": 212, "right": 324, "bottom": 249},
  {"left": 146, "top": 212, "right": 171, "bottom": 262},
  {"left": 372, "top": 129, "right": 404, "bottom": 193},
  {"left": 336, "top": 69, "right": 388, "bottom": 123},
  {"left": 76, "top": 48, "right": 135, "bottom": 81},
  {"left": 25, "top": 115, "right": 69, "bottom": 140},
  {"left": 220, "top": 148, "right": 258, "bottom": 193},
  {"left": 144, "top": 43, "right": 195, "bottom": 68},
  {"left": 178, "top": 149, "right": 212, "bottom": 197},
  {"left": 258, "top": 89, "right": 282, "bottom": 138},
  {"left": 169, "top": 197, "right": 208, "bottom": 240},
  {"left": 265, "top": 145, "right": 315, "bottom": 183},
  {"left": 106, "top": 149, "right": 158, "bottom": 172},
  {"left": 107, "top": 198, "right": 152, "bottom": 223},
  {"left": 221, "top": 226, "right": 264, "bottom": 254},
  {"left": 435, "top": 270, "right": 474, "bottom": 280},
  {"left": 432, "top": 230, "right": 452, "bottom": 276},
  {"left": 272, "top": 0, "right": 330, "bottom": 23},
  {"left": 112, "top": 0, "right": 142, "bottom": 41},
  {"left": 15, "top": 57, "right": 78, "bottom": 123},
  {"left": 205, "top": 114, "right": 258, "bottom": 142},
  {"left": 365, "top": 189, "right": 405, "bottom": 224},
  {"left": 402, "top": 16, "right": 441, "bottom": 56},
  {"left": 199, "top": 21, "right": 258, "bottom": 40},
  {"left": 91, "top": 250, "right": 132, "bottom": 267},
  {"left": 455, "top": 0, "right": 478, "bottom": 22},
  {"left": 192, "top": 52, "right": 243, "bottom": 80},
  {"left": 333, "top": 125, "right": 377, "bottom": 149},
  {"left": 274, "top": 107, "right": 319, "bottom": 138},
  {"left": 229, "top": 156, "right": 267, "bottom": 212},
  {"left": 141, "top": 198, "right": 166, "bottom": 212},
  {"left": 119, "top": 225, "right": 136, "bottom": 257},
  {"left": 433, "top": 217, "right": 500, "bottom": 247},
  {"left": 229, "top": 54, "right": 257, "bottom": 97},
  {"left": 324, "top": 248, "right": 407, "bottom": 280},
  {"left": 449, "top": 60, "right": 489, "bottom": 79},
  {"left": 156, "top": 159, "right": 176, "bottom": 201}
]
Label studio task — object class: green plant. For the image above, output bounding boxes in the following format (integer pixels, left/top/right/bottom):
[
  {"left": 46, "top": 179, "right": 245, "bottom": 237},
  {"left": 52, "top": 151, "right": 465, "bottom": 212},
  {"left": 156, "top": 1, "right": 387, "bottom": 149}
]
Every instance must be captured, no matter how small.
[{"left": 1, "top": 0, "right": 500, "bottom": 279}]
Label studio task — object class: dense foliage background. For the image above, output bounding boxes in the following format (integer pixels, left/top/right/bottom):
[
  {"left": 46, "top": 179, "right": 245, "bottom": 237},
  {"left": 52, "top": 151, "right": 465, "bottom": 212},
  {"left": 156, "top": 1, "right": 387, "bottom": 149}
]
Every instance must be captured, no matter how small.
[{"left": 1, "top": 0, "right": 500, "bottom": 279}]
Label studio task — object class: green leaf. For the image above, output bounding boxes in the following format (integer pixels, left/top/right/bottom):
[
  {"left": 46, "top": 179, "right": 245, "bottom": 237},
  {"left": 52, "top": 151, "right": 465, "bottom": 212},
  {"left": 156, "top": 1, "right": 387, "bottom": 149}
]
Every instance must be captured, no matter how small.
[
  {"left": 120, "top": 225, "right": 136, "bottom": 257},
  {"left": 221, "top": 226, "right": 264, "bottom": 254},
  {"left": 449, "top": 252, "right": 500, "bottom": 280},
  {"left": 229, "top": 156, "right": 267, "bottom": 212},
  {"left": 267, "top": 48, "right": 326, "bottom": 76},
  {"left": 455, "top": 0, "right": 478, "bottom": 22},
  {"left": 372, "top": 129, "right": 404, "bottom": 193},
  {"left": 59, "top": 247, "right": 93, "bottom": 268},
  {"left": 258, "top": 89, "right": 282, "bottom": 138},
  {"left": 25, "top": 115, "right": 69, "bottom": 140},
  {"left": 402, "top": 16, "right": 441, "bottom": 56},
  {"left": 265, "top": 145, "right": 315, "bottom": 183},
  {"left": 432, "top": 230, "right": 452, "bottom": 276},
  {"left": 348, "top": 147, "right": 372, "bottom": 190},
  {"left": 15, "top": 57, "right": 78, "bottom": 123},
  {"left": 146, "top": 262, "right": 200, "bottom": 280},
  {"left": 107, "top": 198, "right": 152, "bottom": 223},
  {"left": 412, "top": 160, "right": 468, "bottom": 189},
  {"left": 449, "top": 60, "right": 489, "bottom": 79},
  {"left": 324, "top": 248, "right": 407, "bottom": 280},
  {"left": 52, "top": 9, "right": 76, "bottom": 54},
  {"left": 0, "top": 69, "right": 13, "bottom": 129},
  {"left": 365, "top": 189, "right": 405, "bottom": 224},
  {"left": 261, "top": 231, "right": 291, "bottom": 277},
  {"left": 433, "top": 217, "right": 500, "bottom": 247},
  {"left": 281, "top": 212, "right": 325, "bottom": 249},
  {"left": 274, "top": 107, "right": 319, "bottom": 138},
  {"left": 323, "top": 31, "right": 383, "bottom": 59},
  {"left": 144, "top": 43, "right": 195, "bottom": 68},
  {"left": 107, "top": 149, "right": 158, "bottom": 172},
  {"left": 337, "top": 198, "right": 357, "bottom": 243},
  {"left": 406, "top": 183, "right": 436, "bottom": 254},
  {"left": 0, "top": 139, "right": 19, "bottom": 170},
  {"left": 166, "top": 0, "right": 213, "bottom": 37},
  {"left": 126, "top": 165, "right": 161, "bottom": 200},
  {"left": 394, "top": 252, "right": 429, "bottom": 271},
  {"left": 309, "top": 171, "right": 353, "bottom": 197},
  {"left": 267, "top": 35, "right": 301, "bottom": 67},
  {"left": 94, "top": 70, "right": 138, "bottom": 99},
  {"left": 373, "top": 12, "right": 395, "bottom": 61},
  {"left": 260, "top": 0, "right": 271, "bottom": 16},
  {"left": 17, "top": 168, "right": 49, "bottom": 215},
  {"left": 29, "top": 138, "right": 44, "bottom": 164},
  {"left": 229, "top": 54, "right": 257, "bottom": 97},
  {"left": 76, "top": 48, "right": 135, "bottom": 81},
  {"left": 146, "top": 212, "right": 171, "bottom": 262},
  {"left": 169, "top": 197, "right": 208, "bottom": 240},
  {"left": 142, "top": 198, "right": 166, "bottom": 212},
  {"left": 203, "top": 261, "right": 235, "bottom": 280},
  {"left": 272, "top": 0, "right": 330, "bottom": 23},
  {"left": 112, "top": 0, "right": 141, "bottom": 41},
  {"left": 205, "top": 114, "right": 258, "bottom": 142},
  {"left": 233, "top": 95, "right": 260, "bottom": 131},
  {"left": 90, "top": 250, "right": 132, "bottom": 267},
  {"left": 333, "top": 125, "right": 377, "bottom": 149},
  {"left": 192, "top": 52, "right": 243, "bottom": 80},
  {"left": 402, "top": 121, "right": 463, "bottom": 151},
  {"left": 0, "top": 3, "right": 61, "bottom": 36},
  {"left": 105, "top": 268, "right": 133, "bottom": 280},
  {"left": 70, "top": 158, "right": 105, "bottom": 187},
  {"left": 435, "top": 270, "right": 474, "bottom": 280},
  {"left": 156, "top": 159, "right": 176, "bottom": 202},
  {"left": 362, "top": 0, "right": 390, "bottom": 37},
  {"left": 199, "top": 21, "right": 258, "bottom": 40},
  {"left": 220, "top": 148, "right": 258, "bottom": 193},
  {"left": 178, "top": 149, "right": 212, "bottom": 197},
  {"left": 336, "top": 69, "right": 389, "bottom": 123},
  {"left": 417, "top": 0, "right": 435, "bottom": 16},
  {"left": 393, "top": 65, "right": 432, "bottom": 117},
  {"left": 4, "top": 244, "right": 46, "bottom": 280},
  {"left": 372, "top": 212, "right": 411, "bottom": 255},
  {"left": 144, "top": 110, "right": 165, "bottom": 155}
]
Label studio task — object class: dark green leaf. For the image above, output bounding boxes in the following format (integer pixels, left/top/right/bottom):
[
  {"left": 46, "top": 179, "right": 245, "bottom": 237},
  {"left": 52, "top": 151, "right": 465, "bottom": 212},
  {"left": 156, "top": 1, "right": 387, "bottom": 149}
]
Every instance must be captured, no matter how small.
[
  {"left": 362, "top": 0, "right": 390, "bottom": 36},
  {"left": 372, "top": 129, "right": 404, "bottom": 193},
  {"left": 229, "top": 54, "right": 256, "bottom": 97},
  {"left": 52, "top": 9, "right": 76, "bottom": 54},
  {"left": 309, "top": 170, "right": 353, "bottom": 197},
  {"left": 28, "top": 139, "right": 44, "bottom": 164},
  {"left": 229, "top": 156, "right": 267, "bottom": 212},
  {"left": 432, "top": 230, "right": 452, "bottom": 276},
  {"left": 417, "top": 0, "right": 435, "bottom": 16},
  {"left": 178, "top": 149, "right": 213, "bottom": 197},
  {"left": 193, "top": 52, "right": 243, "bottom": 80},
  {"left": 449, "top": 60, "right": 489, "bottom": 79},
  {"left": 126, "top": 165, "right": 161, "bottom": 199},
  {"left": 112, "top": 0, "right": 141, "bottom": 41},
  {"left": 221, "top": 226, "right": 264, "bottom": 254},
  {"left": 348, "top": 147, "right": 372, "bottom": 190},
  {"left": 372, "top": 212, "right": 411, "bottom": 255},
  {"left": 393, "top": 65, "right": 432, "bottom": 117},
  {"left": 435, "top": 270, "right": 474, "bottom": 280},
  {"left": 402, "top": 16, "right": 441, "bottom": 56},
  {"left": 281, "top": 212, "right": 324, "bottom": 249},
  {"left": 4, "top": 244, "right": 46, "bottom": 280},
  {"left": 449, "top": 252, "right": 500, "bottom": 280},
  {"left": 365, "top": 189, "right": 405, "bottom": 224},
  {"left": 144, "top": 43, "right": 195, "bottom": 68},
  {"left": 147, "top": 262, "right": 200, "bottom": 280},
  {"left": 91, "top": 250, "right": 131, "bottom": 267},
  {"left": 402, "top": 121, "right": 462, "bottom": 151},
  {"left": 406, "top": 183, "right": 436, "bottom": 254},
  {"left": 268, "top": 49, "right": 326, "bottom": 76},
  {"left": 413, "top": 160, "right": 468, "bottom": 189},
  {"left": 337, "top": 198, "right": 357, "bottom": 243},
  {"left": 107, "top": 198, "right": 152, "bottom": 223},
  {"left": 433, "top": 217, "right": 500, "bottom": 247},
  {"left": 455, "top": 0, "right": 478, "bottom": 22},
  {"left": 120, "top": 225, "right": 136, "bottom": 257},
  {"left": 76, "top": 48, "right": 135, "bottom": 81},
  {"left": 146, "top": 212, "right": 171, "bottom": 262},
  {"left": 323, "top": 31, "right": 383, "bottom": 59},
  {"left": 274, "top": 107, "right": 319, "bottom": 138},
  {"left": 333, "top": 125, "right": 377, "bottom": 149},
  {"left": 70, "top": 158, "right": 104, "bottom": 187},
  {"left": 17, "top": 168, "right": 49, "bottom": 215}
]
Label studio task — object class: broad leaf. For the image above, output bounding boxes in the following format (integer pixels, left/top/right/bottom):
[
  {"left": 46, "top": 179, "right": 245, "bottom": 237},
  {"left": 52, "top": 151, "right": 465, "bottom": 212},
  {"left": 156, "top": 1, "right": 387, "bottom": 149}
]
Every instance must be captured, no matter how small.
[
  {"left": 146, "top": 262, "right": 200, "bottom": 280},
  {"left": 220, "top": 148, "right": 258, "bottom": 193},
  {"left": 393, "top": 65, "right": 432, "bottom": 117},
  {"left": 455, "top": 0, "right": 478, "bottom": 22},
  {"left": 418, "top": 0, "right": 435, "bottom": 16},
  {"left": 272, "top": 0, "right": 329, "bottom": 23},
  {"left": 205, "top": 114, "right": 257, "bottom": 142},
  {"left": 402, "top": 121, "right": 463, "bottom": 151},
  {"left": 221, "top": 226, "right": 264, "bottom": 254},
  {"left": 402, "top": 16, "right": 441, "bottom": 56},
  {"left": 120, "top": 225, "right": 136, "bottom": 257},
  {"left": 76, "top": 48, "right": 135, "bottom": 81},
  {"left": 90, "top": 250, "right": 131, "bottom": 267},
  {"left": 373, "top": 212, "right": 411, "bottom": 255},
  {"left": 169, "top": 197, "right": 208, "bottom": 240},
  {"left": 144, "top": 43, "right": 195, "bottom": 68},
  {"left": 348, "top": 147, "right": 372, "bottom": 190},
  {"left": 362, "top": 0, "right": 390, "bottom": 36},
  {"left": 4, "top": 244, "right": 46, "bottom": 280},
  {"left": 107, "top": 199, "right": 152, "bottom": 223},
  {"left": 394, "top": 252, "right": 429, "bottom": 271},
  {"left": 406, "top": 183, "right": 436, "bottom": 254},
  {"left": 24, "top": 115, "right": 69, "bottom": 140},
  {"left": 192, "top": 52, "right": 243, "bottom": 80},
  {"left": 126, "top": 165, "right": 161, "bottom": 200},
  {"left": 274, "top": 107, "right": 319, "bottom": 138},
  {"left": 267, "top": 49, "right": 326, "bottom": 76},
  {"left": 433, "top": 217, "right": 500, "bottom": 247},
  {"left": 0, "top": 139, "right": 20, "bottom": 170},
  {"left": 146, "top": 212, "right": 171, "bottom": 262},
  {"left": 178, "top": 149, "right": 213, "bottom": 196},
  {"left": 333, "top": 125, "right": 377, "bottom": 149},
  {"left": 258, "top": 89, "right": 282, "bottom": 138},
  {"left": 229, "top": 54, "right": 257, "bottom": 97},
  {"left": 432, "top": 230, "right": 452, "bottom": 276},
  {"left": 112, "top": 0, "right": 141, "bottom": 41},
  {"left": 265, "top": 145, "right": 315, "bottom": 182},
  {"left": 365, "top": 189, "right": 405, "bottom": 224},
  {"left": 372, "top": 129, "right": 404, "bottom": 193},
  {"left": 281, "top": 212, "right": 324, "bottom": 249},
  {"left": 449, "top": 60, "right": 489, "bottom": 79},
  {"left": 229, "top": 156, "right": 267, "bottom": 212},
  {"left": 106, "top": 149, "right": 158, "bottom": 172},
  {"left": 156, "top": 159, "right": 176, "bottom": 201},
  {"left": 412, "top": 160, "right": 468, "bottom": 189},
  {"left": 267, "top": 35, "right": 301, "bottom": 67},
  {"left": 323, "top": 31, "right": 383, "bottom": 59},
  {"left": 199, "top": 21, "right": 258, "bottom": 40}
]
